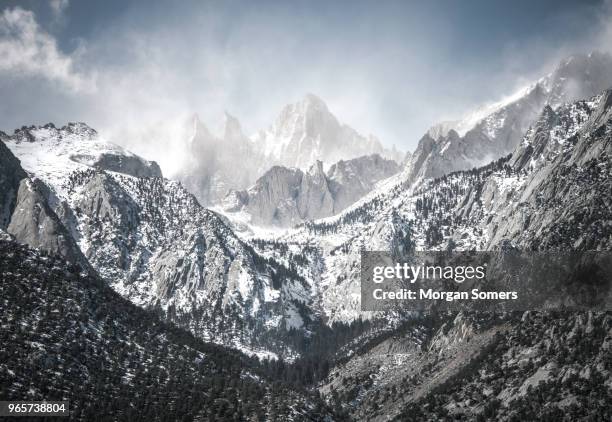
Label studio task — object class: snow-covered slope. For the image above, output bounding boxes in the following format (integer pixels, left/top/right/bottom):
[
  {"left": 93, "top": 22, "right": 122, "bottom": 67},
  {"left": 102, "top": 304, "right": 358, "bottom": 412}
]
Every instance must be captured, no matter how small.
[
  {"left": 410, "top": 51, "right": 612, "bottom": 184},
  {"left": 1, "top": 123, "right": 161, "bottom": 200},
  {"left": 2, "top": 124, "right": 320, "bottom": 357},
  {"left": 263, "top": 89, "right": 612, "bottom": 323}
]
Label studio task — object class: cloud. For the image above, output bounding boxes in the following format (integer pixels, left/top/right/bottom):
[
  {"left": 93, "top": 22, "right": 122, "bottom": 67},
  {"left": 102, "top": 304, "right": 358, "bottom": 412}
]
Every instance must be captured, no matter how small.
[
  {"left": 0, "top": 7, "right": 95, "bottom": 93},
  {"left": 0, "top": 0, "right": 610, "bottom": 174},
  {"left": 49, "top": 0, "right": 69, "bottom": 21}
]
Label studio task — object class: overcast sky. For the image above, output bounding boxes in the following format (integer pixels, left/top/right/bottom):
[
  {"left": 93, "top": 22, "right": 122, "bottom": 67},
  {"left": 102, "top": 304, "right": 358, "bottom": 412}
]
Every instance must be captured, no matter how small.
[{"left": 0, "top": 0, "right": 611, "bottom": 169}]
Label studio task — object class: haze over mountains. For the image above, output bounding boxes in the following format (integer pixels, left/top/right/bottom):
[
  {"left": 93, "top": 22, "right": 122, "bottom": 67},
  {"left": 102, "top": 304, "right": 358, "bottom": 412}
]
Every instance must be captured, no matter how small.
[
  {"left": 407, "top": 51, "right": 612, "bottom": 184},
  {"left": 1, "top": 51, "right": 612, "bottom": 421},
  {"left": 224, "top": 154, "right": 400, "bottom": 227},
  {"left": 176, "top": 93, "right": 404, "bottom": 207}
]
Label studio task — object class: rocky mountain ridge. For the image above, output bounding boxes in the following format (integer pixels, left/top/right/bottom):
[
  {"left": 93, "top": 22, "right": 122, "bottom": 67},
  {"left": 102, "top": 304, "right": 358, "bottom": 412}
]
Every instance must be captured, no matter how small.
[
  {"left": 0, "top": 240, "right": 332, "bottom": 421},
  {"left": 1, "top": 125, "right": 320, "bottom": 358},
  {"left": 296, "top": 89, "right": 612, "bottom": 421},
  {"left": 176, "top": 94, "right": 403, "bottom": 206},
  {"left": 407, "top": 51, "right": 612, "bottom": 185},
  {"left": 224, "top": 154, "right": 400, "bottom": 227}
]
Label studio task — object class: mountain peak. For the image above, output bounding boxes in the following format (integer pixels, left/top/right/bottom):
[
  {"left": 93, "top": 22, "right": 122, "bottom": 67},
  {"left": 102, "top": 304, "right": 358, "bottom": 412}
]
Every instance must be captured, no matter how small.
[
  {"left": 61, "top": 122, "right": 97, "bottom": 135},
  {"left": 302, "top": 93, "right": 328, "bottom": 110},
  {"left": 189, "top": 113, "right": 214, "bottom": 142},
  {"left": 9, "top": 122, "right": 98, "bottom": 143},
  {"left": 223, "top": 111, "right": 245, "bottom": 141}
]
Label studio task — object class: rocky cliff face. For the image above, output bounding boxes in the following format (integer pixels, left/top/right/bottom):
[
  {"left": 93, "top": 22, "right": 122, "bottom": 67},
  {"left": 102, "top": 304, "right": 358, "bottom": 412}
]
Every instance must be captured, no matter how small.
[
  {"left": 3, "top": 123, "right": 317, "bottom": 356},
  {"left": 229, "top": 162, "right": 335, "bottom": 227},
  {"left": 177, "top": 94, "right": 403, "bottom": 206},
  {"left": 253, "top": 94, "right": 403, "bottom": 169},
  {"left": 407, "top": 52, "right": 612, "bottom": 185},
  {"left": 0, "top": 138, "right": 27, "bottom": 229},
  {"left": 224, "top": 154, "right": 400, "bottom": 226},
  {"left": 7, "top": 178, "right": 88, "bottom": 268},
  {"left": 327, "top": 154, "right": 401, "bottom": 211},
  {"left": 482, "top": 90, "right": 612, "bottom": 250}
]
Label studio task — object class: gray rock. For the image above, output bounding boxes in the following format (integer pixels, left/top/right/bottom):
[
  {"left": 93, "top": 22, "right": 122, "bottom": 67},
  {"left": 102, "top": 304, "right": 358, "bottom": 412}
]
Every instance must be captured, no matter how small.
[
  {"left": 229, "top": 154, "right": 400, "bottom": 226},
  {"left": 0, "top": 139, "right": 28, "bottom": 229},
  {"left": 71, "top": 152, "right": 162, "bottom": 178},
  {"left": 327, "top": 154, "right": 400, "bottom": 211},
  {"left": 7, "top": 178, "right": 88, "bottom": 267},
  {"left": 408, "top": 52, "right": 612, "bottom": 186}
]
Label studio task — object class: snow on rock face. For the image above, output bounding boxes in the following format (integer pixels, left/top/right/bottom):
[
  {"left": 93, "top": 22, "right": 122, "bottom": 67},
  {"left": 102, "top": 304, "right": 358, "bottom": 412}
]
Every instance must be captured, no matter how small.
[
  {"left": 266, "top": 89, "right": 612, "bottom": 323},
  {"left": 178, "top": 95, "right": 403, "bottom": 207},
  {"left": 4, "top": 123, "right": 317, "bottom": 356},
  {"left": 223, "top": 154, "right": 400, "bottom": 227},
  {"left": 253, "top": 94, "right": 403, "bottom": 169},
  {"left": 63, "top": 169, "right": 317, "bottom": 345},
  {"left": 410, "top": 52, "right": 612, "bottom": 187},
  {"left": 3, "top": 123, "right": 162, "bottom": 201},
  {"left": 6, "top": 177, "right": 89, "bottom": 268}
]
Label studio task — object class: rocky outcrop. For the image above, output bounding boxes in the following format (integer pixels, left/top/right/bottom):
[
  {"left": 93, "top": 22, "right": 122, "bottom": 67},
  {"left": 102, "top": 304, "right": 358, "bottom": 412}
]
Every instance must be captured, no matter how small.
[
  {"left": 0, "top": 139, "right": 28, "bottom": 229},
  {"left": 407, "top": 52, "right": 612, "bottom": 185},
  {"left": 7, "top": 178, "right": 89, "bottom": 268},
  {"left": 297, "top": 161, "right": 335, "bottom": 221},
  {"left": 71, "top": 152, "right": 162, "bottom": 178},
  {"left": 226, "top": 154, "right": 400, "bottom": 226},
  {"left": 178, "top": 95, "right": 403, "bottom": 206},
  {"left": 327, "top": 154, "right": 400, "bottom": 211},
  {"left": 242, "top": 165, "right": 309, "bottom": 227},
  {"left": 3, "top": 122, "right": 163, "bottom": 180}
]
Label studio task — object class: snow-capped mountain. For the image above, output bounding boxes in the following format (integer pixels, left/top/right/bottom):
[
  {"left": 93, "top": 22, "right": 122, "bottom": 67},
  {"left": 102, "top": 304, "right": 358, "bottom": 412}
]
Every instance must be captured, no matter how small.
[
  {"left": 266, "top": 88, "right": 610, "bottom": 420},
  {"left": 1, "top": 123, "right": 162, "bottom": 183},
  {"left": 176, "top": 94, "right": 403, "bottom": 206},
  {"left": 1, "top": 124, "right": 319, "bottom": 357},
  {"left": 259, "top": 88, "right": 612, "bottom": 324},
  {"left": 409, "top": 51, "right": 612, "bottom": 184},
  {"left": 252, "top": 94, "right": 403, "bottom": 169},
  {"left": 3, "top": 60, "right": 610, "bottom": 351},
  {"left": 177, "top": 113, "right": 263, "bottom": 205},
  {"left": 1, "top": 56, "right": 611, "bottom": 422},
  {"left": 223, "top": 154, "right": 400, "bottom": 227}
]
